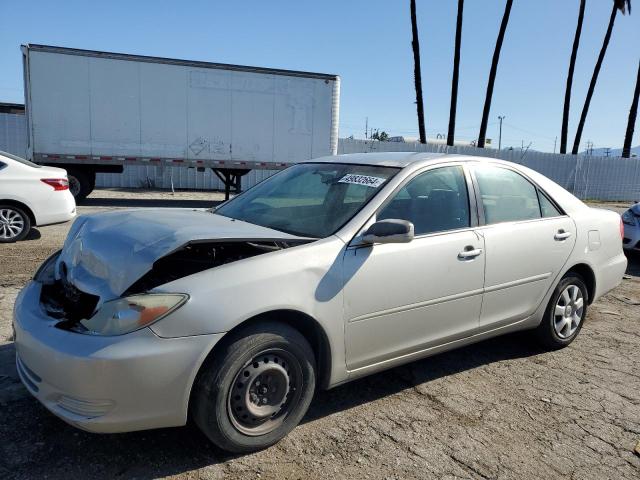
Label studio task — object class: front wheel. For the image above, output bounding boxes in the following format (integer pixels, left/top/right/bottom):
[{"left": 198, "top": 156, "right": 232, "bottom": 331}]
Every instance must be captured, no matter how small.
[
  {"left": 191, "top": 322, "right": 316, "bottom": 453},
  {"left": 535, "top": 273, "right": 588, "bottom": 349}
]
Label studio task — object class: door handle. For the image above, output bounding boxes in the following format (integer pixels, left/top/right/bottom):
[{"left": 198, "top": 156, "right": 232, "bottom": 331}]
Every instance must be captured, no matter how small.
[
  {"left": 458, "top": 247, "right": 483, "bottom": 259},
  {"left": 554, "top": 230, "right": 572, "bottom": 241}
]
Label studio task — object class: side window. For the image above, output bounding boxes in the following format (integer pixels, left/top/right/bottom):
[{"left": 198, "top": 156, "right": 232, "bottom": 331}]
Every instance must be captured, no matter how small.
[
  {"left": 474, "top": 166, "right": 541, "bottom": 224},
  {"left": 378, "top": 166, "right": 470, "bottom": 235},
  {"left": 0, "top": 161, "right": 6, "bottom": 172},
  {"left": 538, "top": 191, "right": 562, "bottom": 218}
]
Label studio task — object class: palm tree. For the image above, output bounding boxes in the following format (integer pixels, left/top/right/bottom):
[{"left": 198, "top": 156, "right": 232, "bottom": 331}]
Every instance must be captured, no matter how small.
[
  {"left": 622, "top": 59, "right": 640, "bottom": 158},
  {"left": 447, "top": 0, "right": 464, "bottom": 146},
  {"left": 478, "top": 0, "right": 513, "bottom": 148},
  {"left": 410, "top": 0, "right": 426, "bottom": 144},
  {"left": 560, "top": 0, "right": 586, "bottom": 154},
  {"left": 571, "top": 0, "right": 631, "bottom": 154}
]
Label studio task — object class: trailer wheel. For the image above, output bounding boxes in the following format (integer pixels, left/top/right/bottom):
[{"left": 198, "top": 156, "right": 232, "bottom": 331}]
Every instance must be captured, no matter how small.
[{"left": 67, "top": 169, "right": 95, "bottom": 202}]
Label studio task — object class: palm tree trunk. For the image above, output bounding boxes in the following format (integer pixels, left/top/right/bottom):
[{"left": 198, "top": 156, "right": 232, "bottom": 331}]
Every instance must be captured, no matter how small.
[
  {"left": 560, "top": 0, "right": 586, "bottom": 154},
  {"left": 447, "top": 0, "right": 464, "bottom": 146},
  {"left": 571, "top": 4, "right": 618, "bottom": 155},
  {"left": 478, "top": 0, "right": 513, "bottom": 148},
  {"left": 410, "top": 0, "right": 427, "bottom": 144},
  {"left": 622, "top": 60, "right": 640, "bottom": 158}
]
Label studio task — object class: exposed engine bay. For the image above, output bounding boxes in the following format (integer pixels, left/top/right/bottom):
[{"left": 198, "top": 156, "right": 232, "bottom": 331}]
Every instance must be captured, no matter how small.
[{"left": 124, "top": 239, "right": 309, "bottom": 294}]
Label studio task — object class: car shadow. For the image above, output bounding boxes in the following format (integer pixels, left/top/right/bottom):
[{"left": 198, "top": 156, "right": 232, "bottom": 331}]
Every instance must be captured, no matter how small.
[
  {"left": 0, "top": 332, "right": 545, "bottom": 479},
  {"left": 23, "top": 228, "right": 42, "bottom": 241}
]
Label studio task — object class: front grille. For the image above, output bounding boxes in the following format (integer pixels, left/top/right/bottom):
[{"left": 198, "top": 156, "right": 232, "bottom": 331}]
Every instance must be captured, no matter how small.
[{"left": 40, "top": 278, "right": 99, "bottom": 323}]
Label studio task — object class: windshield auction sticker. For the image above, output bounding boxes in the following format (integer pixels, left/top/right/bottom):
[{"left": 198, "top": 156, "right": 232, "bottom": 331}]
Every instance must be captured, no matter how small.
[{"left": 338, "top": 174, "right": 386, "bottom": 188}]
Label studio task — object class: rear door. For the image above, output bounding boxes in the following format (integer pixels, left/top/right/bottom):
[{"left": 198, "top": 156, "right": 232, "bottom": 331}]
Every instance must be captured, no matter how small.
[{"left": 471, "top": 164, "right": 576, "bottom": 329}]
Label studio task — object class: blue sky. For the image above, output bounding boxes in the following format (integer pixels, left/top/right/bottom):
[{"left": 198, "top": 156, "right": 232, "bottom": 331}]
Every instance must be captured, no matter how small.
[{"left": 1, "top": 0, "right": 638, "bottom": 153}]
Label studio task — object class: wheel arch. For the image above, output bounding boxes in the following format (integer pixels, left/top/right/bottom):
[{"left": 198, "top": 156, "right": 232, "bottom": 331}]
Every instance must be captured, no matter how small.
[
  {"left": 564, "top": 263, "right": 596, "bottom": 304},
  {"left": 0, "top": 199, "right": 36, "bottom": 225},
  {"left": 188, "top": 309, "right": 333, "bottom": 414}
]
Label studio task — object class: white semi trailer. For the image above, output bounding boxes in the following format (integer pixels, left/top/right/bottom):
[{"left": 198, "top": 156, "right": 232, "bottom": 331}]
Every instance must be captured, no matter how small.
[{"left": 22, "top": 44, "right": 340, "bottom": 200}]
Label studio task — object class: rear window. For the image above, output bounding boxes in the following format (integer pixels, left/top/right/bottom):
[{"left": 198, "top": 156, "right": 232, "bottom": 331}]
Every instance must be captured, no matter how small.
[
  {"left": 474, "top": 165, "right": 541, "bottom": 224},
  {"left": 0, "top": 151, "right": 41, "bottom": 168}
]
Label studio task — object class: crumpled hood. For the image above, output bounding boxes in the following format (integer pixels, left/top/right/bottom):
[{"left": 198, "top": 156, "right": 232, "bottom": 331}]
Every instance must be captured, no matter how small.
[
  {"left": 631, "top": 203, "right": 640, "bottom": 215},
  {"left": 57, "top": 209, "right": 307, "bottom": 302}
]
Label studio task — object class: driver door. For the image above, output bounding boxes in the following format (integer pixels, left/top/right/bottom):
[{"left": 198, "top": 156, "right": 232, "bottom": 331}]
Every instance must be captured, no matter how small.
[{"left": 343, "top": 165, "right": 485, "bottom": 371}]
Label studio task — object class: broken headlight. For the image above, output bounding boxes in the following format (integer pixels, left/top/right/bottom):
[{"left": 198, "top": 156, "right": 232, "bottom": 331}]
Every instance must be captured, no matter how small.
[
  {"left": 34, "top": 250, "right": 62, "bottom": 284},
  {"left": 77, "top": 293, "right": 188, "bottom": 336}
]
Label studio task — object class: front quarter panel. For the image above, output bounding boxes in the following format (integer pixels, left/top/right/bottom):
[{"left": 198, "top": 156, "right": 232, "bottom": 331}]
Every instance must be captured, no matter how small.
[{"left": 149, "top": 235, "right": 349, "bottom": 385}]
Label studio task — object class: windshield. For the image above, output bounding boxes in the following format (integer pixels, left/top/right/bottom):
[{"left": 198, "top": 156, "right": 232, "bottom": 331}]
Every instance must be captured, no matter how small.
[
  {"left": 0, "top": 150, "right": 41, "bottom": 168},
  {"left": 216, "top": 163, "right": 398, "bottom": 238}
]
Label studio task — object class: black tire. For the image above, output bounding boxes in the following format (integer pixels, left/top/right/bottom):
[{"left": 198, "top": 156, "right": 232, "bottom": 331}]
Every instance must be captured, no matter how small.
[
  {"left": 535, "top": 273, "right": 588, "bottom": 349},
  {"left": 67, "top": 169, "right": 95, "bottom": 202},
  {"left": 0, "top": 204, "right": 31, "bottom": 243},
  {"left": 191, "top": 321, "right": 316, "bottom": 453}
]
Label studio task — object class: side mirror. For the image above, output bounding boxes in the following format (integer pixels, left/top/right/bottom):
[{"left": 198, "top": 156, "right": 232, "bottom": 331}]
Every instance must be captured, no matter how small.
[{"left": 361, "top": 219, "right": 415, "bottom": 245}]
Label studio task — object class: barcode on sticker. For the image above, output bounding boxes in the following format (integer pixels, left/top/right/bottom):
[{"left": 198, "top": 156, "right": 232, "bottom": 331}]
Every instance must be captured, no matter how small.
[{"left": 338, "top": 174, "right": 386, "bottom": 188}]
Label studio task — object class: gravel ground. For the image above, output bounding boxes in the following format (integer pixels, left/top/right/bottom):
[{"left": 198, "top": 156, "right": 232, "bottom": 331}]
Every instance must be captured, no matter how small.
[{"left": 0, "top": 189, "right": 639, "bottom": 479}]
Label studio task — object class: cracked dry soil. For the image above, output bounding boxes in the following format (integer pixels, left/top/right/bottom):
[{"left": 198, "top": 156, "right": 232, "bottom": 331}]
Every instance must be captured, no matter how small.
[{"left": 0, "top": 191, "right": 638, "bottom": 479}]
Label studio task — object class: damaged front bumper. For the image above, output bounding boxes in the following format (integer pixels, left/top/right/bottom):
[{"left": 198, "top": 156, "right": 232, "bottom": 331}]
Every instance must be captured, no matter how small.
[{"left": 13, "top": 281, "right": 223, "bottom": 433}]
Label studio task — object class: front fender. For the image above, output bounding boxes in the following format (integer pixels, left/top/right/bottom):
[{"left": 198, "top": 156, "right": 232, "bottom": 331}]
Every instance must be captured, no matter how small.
[{"left": 148, "top": 235, "right": 348, "bottom": 385}]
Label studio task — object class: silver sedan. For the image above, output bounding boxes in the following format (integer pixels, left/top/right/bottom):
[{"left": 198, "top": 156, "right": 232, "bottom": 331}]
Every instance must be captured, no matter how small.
[
  {"left": 622, "top": 202, "right": 640, "bottom": 252},
  {"left": 14, "top": 153, "right": 627, "bottom": 453}
]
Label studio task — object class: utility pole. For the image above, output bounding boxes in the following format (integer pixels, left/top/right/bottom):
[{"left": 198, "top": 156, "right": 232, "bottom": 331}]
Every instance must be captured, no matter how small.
[
  {"left": 498, "top": 115, "right": 505, "bottom": 150},
  {"left": 553, "top": 136, "right": 557, "bottom": 154},
  {"left": 365, "top": 117, "right": 368, "bottom": 139},
  {"left": 585, "top": 140, "right": 594, "bottom": 155}
]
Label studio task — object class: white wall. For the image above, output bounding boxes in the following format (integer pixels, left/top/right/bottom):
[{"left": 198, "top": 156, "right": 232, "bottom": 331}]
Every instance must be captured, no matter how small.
[{"left": 0, "top": 113, "right": 27, "bottom": 158}]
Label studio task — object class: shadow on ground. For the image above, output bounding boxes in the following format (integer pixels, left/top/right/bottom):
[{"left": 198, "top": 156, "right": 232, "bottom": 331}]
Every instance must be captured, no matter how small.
[
  {"left": 23, "top": 228, "right": 41, "bottom": 241},
  {"left": 625, "top": 251, "right": 640, "bottom": 277},
  {"left": 0, "top": 331, "right": 543, "bottom": 480}
]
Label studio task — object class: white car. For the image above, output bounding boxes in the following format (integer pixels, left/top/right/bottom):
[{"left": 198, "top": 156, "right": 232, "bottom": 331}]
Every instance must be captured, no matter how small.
[
  {"left": 14, "top": 153, "right": 626, "bottom": 453},
  {"left": 0, "top": 151, "right": 76, "bottom": 242}
]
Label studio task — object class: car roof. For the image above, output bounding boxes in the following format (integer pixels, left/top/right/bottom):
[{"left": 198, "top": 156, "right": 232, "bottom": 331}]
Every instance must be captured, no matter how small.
[{"left": 307, "top": 152, "right": 452, "bottom": 168}]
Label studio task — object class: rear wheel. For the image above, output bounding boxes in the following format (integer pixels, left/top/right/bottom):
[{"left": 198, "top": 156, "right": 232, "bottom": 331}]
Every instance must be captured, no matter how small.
[
  {"left": 67, "top": 169, "right": 95, "bottom": 202},
  {"left": 0, "top": 205, "right": 31, "bottom": 243},
  {"left": 191, "top": 322, "right": 316, "bottom": 453},
  {"left": 535, "top": 273, "right": 588, "bottom": 349}
]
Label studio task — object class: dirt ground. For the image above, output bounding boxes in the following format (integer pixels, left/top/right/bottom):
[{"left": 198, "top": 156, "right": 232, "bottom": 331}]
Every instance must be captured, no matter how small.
[{"left": 1, "top": 189, "right": 639, "bottom": 480}]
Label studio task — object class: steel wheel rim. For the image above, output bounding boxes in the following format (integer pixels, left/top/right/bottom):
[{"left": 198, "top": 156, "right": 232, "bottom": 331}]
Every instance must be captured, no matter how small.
[
  {"left": 554, "top": 285, "right": 584, "bottom": 339},
  {"left": 68, "top": 176, "right": 81, "bottom": 197},
  {"left": 227, "top": 348, "right": 303, "bottom": 436},
  {"left": 0, "top": 208, "right": 25, "bottom": 240}
]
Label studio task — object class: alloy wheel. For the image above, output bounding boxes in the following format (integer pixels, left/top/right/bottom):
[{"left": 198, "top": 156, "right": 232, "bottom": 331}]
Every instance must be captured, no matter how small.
[
  {"left": 553, "top": 284, "right": 584, "bottom": 339},
  {"left": 0, "top": 208, "right": 25, "bottom": 240}
]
